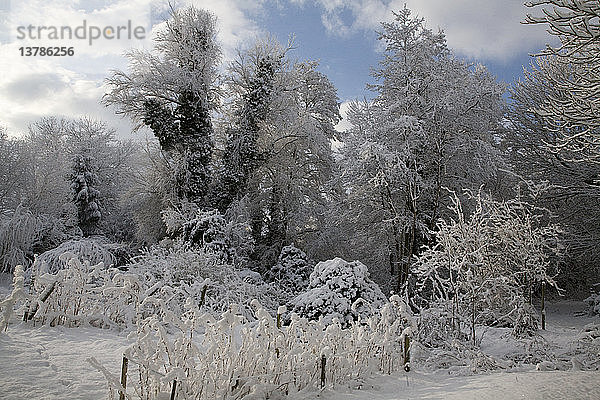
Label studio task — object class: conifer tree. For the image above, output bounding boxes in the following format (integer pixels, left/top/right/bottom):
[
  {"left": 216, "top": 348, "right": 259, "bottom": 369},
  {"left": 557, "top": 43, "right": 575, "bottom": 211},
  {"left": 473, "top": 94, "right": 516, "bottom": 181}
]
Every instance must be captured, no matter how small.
[{"left": 71, "top": 153, "right": 101, "bottom": 236}]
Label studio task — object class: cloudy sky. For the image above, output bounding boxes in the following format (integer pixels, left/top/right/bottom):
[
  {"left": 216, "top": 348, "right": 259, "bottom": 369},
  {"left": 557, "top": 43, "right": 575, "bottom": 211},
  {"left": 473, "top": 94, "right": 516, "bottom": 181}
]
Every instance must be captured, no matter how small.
[{"left": 0, "top": 0, "right": 551, "bottom": 138}]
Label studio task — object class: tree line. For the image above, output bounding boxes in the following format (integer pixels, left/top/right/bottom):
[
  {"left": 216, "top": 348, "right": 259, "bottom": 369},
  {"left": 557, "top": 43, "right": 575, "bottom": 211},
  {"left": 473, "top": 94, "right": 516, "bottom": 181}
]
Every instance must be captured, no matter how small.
[{"left": 1, "top": 2, "right": 598, "bottom": 299}]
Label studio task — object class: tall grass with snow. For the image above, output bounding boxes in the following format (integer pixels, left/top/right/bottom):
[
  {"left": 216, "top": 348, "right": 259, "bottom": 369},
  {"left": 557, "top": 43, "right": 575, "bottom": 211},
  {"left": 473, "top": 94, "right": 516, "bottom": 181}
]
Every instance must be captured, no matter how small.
[{"left": 91, "top": 295, "right": 414, "bottom": 399}]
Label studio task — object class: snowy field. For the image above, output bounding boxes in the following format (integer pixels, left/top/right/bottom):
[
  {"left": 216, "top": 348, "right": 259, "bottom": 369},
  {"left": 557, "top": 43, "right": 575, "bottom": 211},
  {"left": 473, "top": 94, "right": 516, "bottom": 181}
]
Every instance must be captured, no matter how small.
[{"left": 1, "top": 300, "right": 598, "bottom": 400}]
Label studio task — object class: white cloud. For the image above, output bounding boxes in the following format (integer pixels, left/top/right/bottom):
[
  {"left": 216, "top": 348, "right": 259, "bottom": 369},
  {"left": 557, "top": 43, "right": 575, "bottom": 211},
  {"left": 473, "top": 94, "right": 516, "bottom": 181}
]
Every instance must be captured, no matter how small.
[{"left": 306, "top": 0, "right": 551, "bottom": 61}]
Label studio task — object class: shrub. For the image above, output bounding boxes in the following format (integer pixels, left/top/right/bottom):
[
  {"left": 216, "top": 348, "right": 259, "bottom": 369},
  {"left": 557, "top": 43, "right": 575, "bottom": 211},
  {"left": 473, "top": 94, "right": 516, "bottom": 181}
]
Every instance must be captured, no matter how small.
[
  {"left": 91, "top": 295, "right": 414, "bottom": 399},
  {"left": 0, "top": 265, "right": 28, "bottom": 331},
  {"left": 32, "top": 237, "right": 117, "bottom": 275},
  {"left": 413, "top": 190, "right": 562, "bottom": 344},
  {"left": 0, "top": 206, "right": 78, "bottom": 274},
  {"left": 0, "top": 207, "right": 39, "bottom": 273},
  {"left": 289, "top": 257, "right": 386, "bottom": 327},
  {"left": 162, "top": 205, "right": 254, "bottom": 261},
  {"left": 125, "top": 243, "right": 281, "bottom": 318},
  {"left": 264, "top": 244, "right": 312, "bottom": 298},
  {"left": 584, "top": 286, "right": 600, "bottom": 316},
  {"left": 27, "top": 252, "right": 140, "bottom": 328}
]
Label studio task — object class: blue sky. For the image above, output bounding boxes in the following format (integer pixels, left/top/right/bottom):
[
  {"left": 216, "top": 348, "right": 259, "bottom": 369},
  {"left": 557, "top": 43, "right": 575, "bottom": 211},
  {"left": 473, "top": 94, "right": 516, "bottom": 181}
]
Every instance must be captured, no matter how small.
[
  {"left": 0, "top": 0, "right": 552, "bottom": 137},
  {"left": 258, "top": 1, "right": 548, "bottom": 101}
]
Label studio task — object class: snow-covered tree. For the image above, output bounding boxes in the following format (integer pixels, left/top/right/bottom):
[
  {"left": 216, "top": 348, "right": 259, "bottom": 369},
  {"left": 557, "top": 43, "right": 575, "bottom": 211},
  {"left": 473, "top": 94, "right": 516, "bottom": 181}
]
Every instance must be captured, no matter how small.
[
  {"left": 71, "top": 153, "right": 101, "bottom": 237},
  {"left": 214, "top": 37, "right": 287, "bottom": 212},
  {"left": 15, "top": 117, "right": 136, "bottom": 243},
  {"left": 506, "top": 58, "right": 600, "bottom": 295},
  {"left": 212, "top": 37, "right": 339, "bottom": 268},
  {"left": 18, "top": 118, "right": 72, "bottom": 219},
  {"left": 524, "top": 0, "right": 600, "bottom": 65},
  {"left": 0, "top": 128, "right": 30, "bottom": 212},
  {"left": 511, "top": 0, "right": 600, "bottom": 291},
  {"left": 331, "top": 6, "right": 505, "bottom": 292},
  {"left": 413, "top": 190, "right": 562, "bottom": 343},
  {"left": 105, "top": 6, "right": 220, "bottom": 205},
  {"left": 524, "top": 1, "right": 600, "bottom": 161}
]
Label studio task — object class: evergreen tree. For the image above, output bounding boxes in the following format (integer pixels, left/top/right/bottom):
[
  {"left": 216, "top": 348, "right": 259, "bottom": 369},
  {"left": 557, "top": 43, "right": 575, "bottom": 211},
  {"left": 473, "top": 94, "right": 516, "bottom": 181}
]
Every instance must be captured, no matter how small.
[{"left": 71, "top": 154, "right": 101, "bottom": 237}]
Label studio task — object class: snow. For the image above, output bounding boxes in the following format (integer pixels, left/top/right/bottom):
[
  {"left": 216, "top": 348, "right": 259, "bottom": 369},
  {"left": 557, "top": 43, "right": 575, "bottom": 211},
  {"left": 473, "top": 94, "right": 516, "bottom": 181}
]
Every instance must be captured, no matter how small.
[
  {"left": 290, "top": 257, "right": 386, "bottom": 326},
  {"left": 0, "top": 325, "right": 130, "bottom": 400},
  {"left": 0, "top": 300, "right": 598, "bottom": 399},
  {"left": 310, "top": 370, "right": 600, "bottom": 400}
]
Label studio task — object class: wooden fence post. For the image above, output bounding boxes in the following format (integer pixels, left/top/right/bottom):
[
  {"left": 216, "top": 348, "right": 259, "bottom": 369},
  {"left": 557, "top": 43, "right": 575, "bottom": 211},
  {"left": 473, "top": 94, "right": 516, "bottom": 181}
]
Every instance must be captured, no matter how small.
[
  {"left": 199, "top": 285, "right": 208, "bottom": 308},
  {"left": 320, "top": 355, "right": 326, "bottom": 388},
  {"left": 541, "top": 281, "right": 546, "bottom": 330},
  {"left": 403, "top": 335, "right": 411, "bottom": 372},
  {"left": 170, "top": 379, "right": 177, "bottom": 400},
  {"left": 23, "top": 281, "right": 56, "bottom": 321},
  {"left": 119, "top": 356, "right": 128, "bottom": 400}
]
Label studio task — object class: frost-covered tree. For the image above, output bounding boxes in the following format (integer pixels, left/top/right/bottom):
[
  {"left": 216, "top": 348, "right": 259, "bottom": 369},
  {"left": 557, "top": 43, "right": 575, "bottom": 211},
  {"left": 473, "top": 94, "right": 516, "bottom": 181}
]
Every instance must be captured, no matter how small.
[
  {"left": 0, "top": 118, "right": 137, "bottom": 270},
  {"left": 332, "top": 7, "right": 505, "bottom": 292},
  {"left": 71, "top": 153, "right": 101, "bottom": 237},
  {"left": 22, "top": 117, "right": 137, "bottom": 243},
  {"left": 525, "top": 0, "right": 600, "bottom": 64},
  {"left": 524, "top": 0, "right": 600, "bottom": 161},
  {"left": 509, "top": 0, "right": 600, "bottom": 291},
  {"left": 413, "top": 190, "right": 562, "bottom": 343},
  {"left": 105, "top": 6, "right": 220, "bottom": 205},
  {"left": 252, "top": 58, "right": 339, "bottom": 265},
  {"left": 212, "top": 37, "right": 339, "bottom": 268},
  {"left": 19, "top": 118, "right": 72, "bottom": 219},
  {"left": 213, "top": 37, "right": 287, "bottom": 212},
  {"left": 0, "top": 127, "right": 30, "bottom": 212},
  {"left": 506, "top": 58, "right": 600, "bottom": 295}
]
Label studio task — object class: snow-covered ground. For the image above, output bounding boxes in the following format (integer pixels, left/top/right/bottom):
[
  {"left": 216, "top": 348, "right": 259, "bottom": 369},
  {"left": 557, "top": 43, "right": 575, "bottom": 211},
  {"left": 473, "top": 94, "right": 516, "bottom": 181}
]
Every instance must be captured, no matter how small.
[
  {"left": 0, "top": 300, "right": 598, "bottom": 399},
  {"left": 311, "top": 369, "right": 600, "bottom": 400},
  {"left": 0, "top": 325, "right": 130, "bottom": 399}
]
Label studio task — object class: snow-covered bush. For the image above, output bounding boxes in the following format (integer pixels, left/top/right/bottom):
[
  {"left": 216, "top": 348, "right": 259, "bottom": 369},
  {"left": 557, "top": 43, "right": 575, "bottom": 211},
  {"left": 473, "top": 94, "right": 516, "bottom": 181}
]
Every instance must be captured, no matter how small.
[
  {"left": 289, "top": 257, "right": 386, "bottom": 327},
  {"left": 584, "top": 287, "right": 600, "bottom": 316},
  {"left": 0, "top": 206, "right": 76, "bottom": 274},
  {"left": 32, "top": 237, "right": 117, "bottom": 275},
  {"left": 512, "top": 299, "right": 540, "bottom": 338},
  {"left": 28, "top": 252, "right": 141, "bottom": 328},
  {"left": 126, "top": 243, "right": 281, "bottom": 318},
  {"left": 0, "top": 207, "right": 38, "bottom": 273},
  {"left": 162, "top": 205, "right": 254, "bottom": 261},
  {"left": 264, "top": 244, "right": 312, "bottom": 298},
  {"left": 93, "top": 295, "right": 414, "bottom": 399},
  {"left": 413, "top": 190, "right": 562, "bottom": 344},
  {"left": 0, "top": 265, "right": 28, "bottom": 331},
  {"left": 574, "top": 323, "right": 600, "bottom": 370},
  {"left": 26, "top": 241, "right": 282, "bottom": 329}
]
